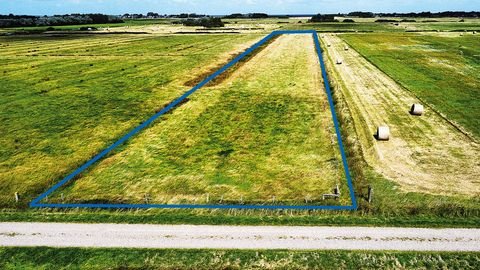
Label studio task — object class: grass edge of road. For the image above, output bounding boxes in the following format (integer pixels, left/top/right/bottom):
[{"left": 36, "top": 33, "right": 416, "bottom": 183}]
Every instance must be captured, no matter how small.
[
  {"left": 1, "top": 209, "right": 479, "bottom": 228},
  {"left": 0, "top": 247, "right": 479, "bottom": 269}
]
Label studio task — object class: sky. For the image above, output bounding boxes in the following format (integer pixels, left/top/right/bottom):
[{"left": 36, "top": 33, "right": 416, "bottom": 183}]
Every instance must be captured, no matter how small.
[{"left": 1, "top": 0, "right": 479, "bottom": 16}]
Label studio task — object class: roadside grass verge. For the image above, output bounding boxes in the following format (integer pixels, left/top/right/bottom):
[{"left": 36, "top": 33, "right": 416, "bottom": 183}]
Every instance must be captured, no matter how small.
[
  {"left": 341, "top": 32, "right": 480, "bottom": 139},
  {"left": 1, "top": 247, "right": 479, "bottom": 269},
  {"left": 0, "top": 33, "right": 260, "bottom": 208},
  {"left": 1, "top": 208, "right": 479, "bottom": 227}
]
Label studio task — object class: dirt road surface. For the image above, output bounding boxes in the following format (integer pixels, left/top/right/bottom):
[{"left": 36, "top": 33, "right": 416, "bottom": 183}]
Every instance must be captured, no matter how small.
[{"left": 1, "top": 222, "right": 479, "bottom": 251}]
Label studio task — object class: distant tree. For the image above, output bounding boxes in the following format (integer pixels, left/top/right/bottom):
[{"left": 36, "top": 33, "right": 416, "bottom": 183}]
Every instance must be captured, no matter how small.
[
  {"left": 181, "top": 17, "right": 224, "bottom": 28},
  {"left": 308, "top": 14, "right": 336, "bottom": 23},
  {"left": 224, "top": 13, "right": 245, "bottom": 19},
  {"left": 348, "top": 11, "right": 374, "bottom": 18},
  {"left": 0, "top": 13, "right": 123, "bottom": 28},
  {"left": 248, "top": 13, "right": 269, "bottom": 18},
  {"left": 147, "top": 12, "right": 159, "bottom": 18}
]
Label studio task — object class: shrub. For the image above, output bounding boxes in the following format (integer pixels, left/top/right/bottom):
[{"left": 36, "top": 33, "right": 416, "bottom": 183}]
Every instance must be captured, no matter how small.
[
  {"left": 343, "top": 19, "right": 355, "bottom": 23},
  {"left": 308, "top": 14, "right": 336, "bottom": 23},
  {"left": 181, "top": 17, "right": 224, "bottom": 28}
]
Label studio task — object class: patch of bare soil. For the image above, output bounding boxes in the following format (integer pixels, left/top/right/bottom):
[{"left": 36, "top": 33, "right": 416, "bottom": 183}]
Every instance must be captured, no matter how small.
[{"left": 323, "top": 34, "right": 480, "bottom": 196}]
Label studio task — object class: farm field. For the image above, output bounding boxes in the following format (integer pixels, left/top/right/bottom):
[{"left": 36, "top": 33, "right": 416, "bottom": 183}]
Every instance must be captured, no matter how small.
[
  {"left": 0, "top": 33, "right": 262, "bottom": 208},
  {"left": 0, "top": 19, "right": 478, "bottom": 226},
  {"left": 321, "top": 33, "right": 479, "bottom": 215},
  {"left": 45, "top": 34, "right": 349, "bottom": 206},
  {"left": 342, "top": 32, "right": 480, "bottom": 138},
  {"left": 323, "top": 33, "right": 479, "bottom": 196}
]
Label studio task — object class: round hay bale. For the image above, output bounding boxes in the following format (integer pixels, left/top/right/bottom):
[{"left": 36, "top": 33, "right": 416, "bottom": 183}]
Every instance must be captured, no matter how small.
[
  {"left": 336, "top": 58, "right": 343, "bottom": 65},
  {"left": 344, "top": 46, "right": 349, "bottom": 51},
  {"left": 327, "top": 43, "right": 331, "bottom": 47},
  {"left": 376, "top": 126, "right": 390, "bottom": 141},
  {"left": 410, "top": 104, "right": 424, "bottom": 116}
]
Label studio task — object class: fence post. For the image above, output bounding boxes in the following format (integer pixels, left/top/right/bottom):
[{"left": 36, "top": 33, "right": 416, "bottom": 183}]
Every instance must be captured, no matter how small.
[
  {"left": 14, "top": 192, "right": 19, "bottom": 203},
  {"left": 367, "top": 186, "right": 373, "bottom": 203},
  {"left": 144, "top": 194, "right": 149, "bottom": 204}
]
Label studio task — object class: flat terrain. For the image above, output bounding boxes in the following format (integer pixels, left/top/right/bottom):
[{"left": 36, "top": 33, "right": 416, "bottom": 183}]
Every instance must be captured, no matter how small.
[
  {"left": 342, "top": 32, "right": 480, "bottom": 138},
  {"left": 0, "top": 19, "right": 479, "bottom": 225},
  {"left": 1, "top": 222, "right": 479, "bottom": 251},
  {"left": 47, "top": 34, "right": 347, "bottom": 206},
  {"left": 322, "top": 34, "right": 479, "bottom": 196},
  {"left": 0, "top": 33, "right": 265, "bottom": 208}
]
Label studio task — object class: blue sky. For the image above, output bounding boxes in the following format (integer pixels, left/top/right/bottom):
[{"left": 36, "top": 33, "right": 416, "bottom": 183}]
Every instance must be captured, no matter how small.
[{"left": 1, "top": 0, "right": 479, "bottom": 16}]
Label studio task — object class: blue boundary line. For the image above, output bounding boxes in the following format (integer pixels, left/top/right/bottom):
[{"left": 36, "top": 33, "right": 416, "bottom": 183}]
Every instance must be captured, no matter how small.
[{"left": 30, "top": 30, "right": 357, "bottom": 211}]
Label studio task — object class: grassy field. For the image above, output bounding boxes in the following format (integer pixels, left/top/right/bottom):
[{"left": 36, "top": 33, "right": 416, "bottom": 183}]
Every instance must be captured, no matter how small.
[
  {"left": 0, "top": 19, "right": 479, "bottom": 226},
  {"left": 45, "top": 34, "right": 348, "bottom": 206},
  {"left": 321, "top": 33, "right": 479, "bottom": 219},
  {"left": 0, "top": 33, "right": 262, "bottom": 208},
  {"left": 341, "top": 32, "right": 480, "bottom": 138},
  {"left": 1, "top": 247, "right": 479, "bottom": 269}
]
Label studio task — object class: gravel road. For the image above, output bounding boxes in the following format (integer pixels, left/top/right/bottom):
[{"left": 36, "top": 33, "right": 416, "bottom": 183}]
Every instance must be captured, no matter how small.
[{"left": 1, "top": 222, "right": 479, "bottom": 251}]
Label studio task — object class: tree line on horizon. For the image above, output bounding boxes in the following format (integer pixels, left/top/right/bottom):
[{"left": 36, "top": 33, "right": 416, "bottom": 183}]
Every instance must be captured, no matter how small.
[
  {"left": 1, "top": 11, "right": 478, "bottom": 28},
  {"left": 0, "top": 13, "right": 123, "bottom": 28}
]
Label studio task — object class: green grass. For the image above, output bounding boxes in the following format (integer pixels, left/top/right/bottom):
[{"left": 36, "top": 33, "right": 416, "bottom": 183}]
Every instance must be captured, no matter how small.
[
  {"left": 1, "top": 247, "right": 479, "bottom": 269},
  {"left": 1, "top": 207, "right": 479, "bottom": 227},
  {"left": 342, "top": 32, "right": 480, "bottom": 138},
  {"left": 45, "top": 35, "right": 347, "bottom": 206},
  {"left": 1, "top": 20, "right": 479, "bottom": 226},
  {"left": 319, "top": 33, "right": 479, "bottom": 223},
  {"left": 0, "top": 33, "right": 261, "bottom": 208}
]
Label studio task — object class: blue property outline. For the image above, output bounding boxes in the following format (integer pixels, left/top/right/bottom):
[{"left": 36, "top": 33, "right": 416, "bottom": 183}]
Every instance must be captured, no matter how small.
[{"left": 30, "top": 30, "right": 358, "bottom": 210}]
